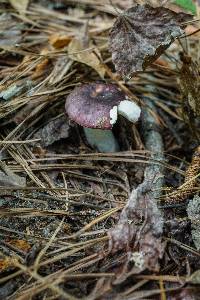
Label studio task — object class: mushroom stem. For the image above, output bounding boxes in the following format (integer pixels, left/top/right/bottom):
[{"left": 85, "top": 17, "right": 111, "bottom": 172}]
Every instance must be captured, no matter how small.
[
  {"left": 118, "top": 100, "right": 141, "bottom": 123},
  {"left": 83, "top": 127, "right": 119, "bottom": 152}
]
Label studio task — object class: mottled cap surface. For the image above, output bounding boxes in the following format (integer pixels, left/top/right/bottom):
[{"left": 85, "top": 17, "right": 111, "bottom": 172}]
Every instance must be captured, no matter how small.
[{"left": 65, "top": 83, "right": 125, "bottom": 129}]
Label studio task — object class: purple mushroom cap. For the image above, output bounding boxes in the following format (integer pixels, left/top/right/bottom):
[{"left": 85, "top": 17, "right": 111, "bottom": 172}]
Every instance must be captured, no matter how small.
[{"left": 65, "top": 83, "right": 125, "bottom": 129}]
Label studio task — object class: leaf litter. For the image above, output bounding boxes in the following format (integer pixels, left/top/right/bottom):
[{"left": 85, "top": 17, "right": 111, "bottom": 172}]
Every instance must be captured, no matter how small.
[
  {"left": 109, "top": 4, "right": 192, "bottom": 78},
  {"left": 0, "top": 0, "right": 200, "bottom": 299}
]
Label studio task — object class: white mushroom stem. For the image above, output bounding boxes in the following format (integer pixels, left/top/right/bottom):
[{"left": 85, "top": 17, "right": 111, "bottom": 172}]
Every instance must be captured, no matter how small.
[
  {"left": 118, "top": 100, "right": 141, "bottom": 123},
  {"left": 83, "top": 128, "right": 119, "bottom": 153}
]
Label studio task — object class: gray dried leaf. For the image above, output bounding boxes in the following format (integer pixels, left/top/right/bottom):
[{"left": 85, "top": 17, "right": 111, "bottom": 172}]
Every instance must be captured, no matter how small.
[
  {"left": 33, "top": 115, "right": 69, "bottom": 147},
  {"left": 179, "top": 53, "right": 200, "bottom": 116},
  {"left": 109, "top": 4, "right": 192, "bottom": 79},
  {"left": 0, "top": 14, "right": 22, "bottom": 47},
  {"left": 0, "top": 162, "right": 26, "bottom": 188},
  {"left": 108, "top": 173, "right": 164, "bottom": 272},
  {"left": 187, "top": 195, "right": 200, "bottom": 250}
]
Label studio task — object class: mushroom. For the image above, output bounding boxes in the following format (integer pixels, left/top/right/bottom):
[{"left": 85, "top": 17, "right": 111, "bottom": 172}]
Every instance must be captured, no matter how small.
[{"left": 65, "top": 83, "right": 141, "bottom": 152}]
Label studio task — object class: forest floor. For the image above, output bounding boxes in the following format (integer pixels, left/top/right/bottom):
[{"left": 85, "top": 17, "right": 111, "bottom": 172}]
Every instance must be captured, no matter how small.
[{"left": 0, "top": 0, "right": 200, "bottom": 299}]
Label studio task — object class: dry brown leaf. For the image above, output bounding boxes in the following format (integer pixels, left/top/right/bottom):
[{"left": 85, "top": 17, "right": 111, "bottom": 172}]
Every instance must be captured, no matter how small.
[
  {"left": 68, "top": 38, "right": 105, "bottom": 79},
  {"left": 0, "top": 257, "right": 17, "bottom": 271},
  {"left": 31, "top": 47, "right": 50, "bottom": 79},
  {"left": 9, "top": 0, "right": 29, "bottom": 13},
  {"left": 109, "top": 4, "right": 192, "bottom": 79},
  {"left": 8, "top": 239, "right": 31, "bottom": 252},
  {"left": 32, "top": 58, "right": 49, "bottom": 79},
  {"left": 49, "top": 34, "right": 72, "bottom": 49}
]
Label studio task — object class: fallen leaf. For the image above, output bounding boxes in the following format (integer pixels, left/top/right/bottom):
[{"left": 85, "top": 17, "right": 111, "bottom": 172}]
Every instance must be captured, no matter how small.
[
  {"left": 32, "top": 58, "right": 49, "bottom": 79},
  {"left": 185, "top": 24, "right": 200, "bottom": 36},
  {"left": 169, "top": 288, "right": 197, "bottom": 300},
  {"left": 187, "top": 195, "right": 200, "bottom": 250},
  {"left": 187, "top": 269, "right": 200, "bottom": 284},
  {"left": 0, "top": 257, "right": 13, "bottom": 271},
  {"left": 0, "top": 161, "right": 26, "bottom": 187},
  {"left": 179, "top": 52, "right": 200, "bottom": 116},
  {"left": 108, "top": 173, "right": 164, "bottom": 272},
  {"left": 7, "top": 239, "right": 31, "bottom": 252},
  {"left": 33, "top": 115, "right": 70, "bottom": 147},
  {"left": 109, "top": 4, "right": 192, "bottom": 79},
  {"left": 9, "top": 0, "right": 29, "bottom": 13},
  {"left": 31, "top": 47, "right": 50, "bottom": 79},
  {"left": 14, "top": 102, "right": 38, "bottom": 124},
  {"left": 68, "top": 38, "right": 105, "bottom": 78},
  {"left": 48, "top": 56, "right": 73, "bottom": 85},
  {"left": 49, "top": 34, "right": 72, "bottom": 49},
  {"left": 0, "top": 14, "right": 22, "bottom": 47}
]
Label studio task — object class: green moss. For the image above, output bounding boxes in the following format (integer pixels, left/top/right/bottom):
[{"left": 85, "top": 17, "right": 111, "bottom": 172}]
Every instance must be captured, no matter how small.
[{"left": 174, "top": 0, "right": 196, "bottom": 14}]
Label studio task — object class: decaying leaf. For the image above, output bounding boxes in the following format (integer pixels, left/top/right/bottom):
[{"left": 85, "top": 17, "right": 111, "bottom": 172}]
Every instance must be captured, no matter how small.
[
  {"left": 0, "top": 257, "right": 16, "bottom": 271},
  {"left": 7, "top": 239, "right": 31, "bottom": 252},
  {"left": 109, "top": 4, "right": 192, "bottom": 78},
  {"left": 0, "top": 14, "right": 22, "bottom": 47},
  {"left": 48, "top": 56, "right": 73, "bottom": 85},
  {"left": 33, "top": 115, "right": 70, "bottom": 147},
  {"left": 68, "top": 38, "right": 105, "bottom": 79},
  {"left": 188, "top": 269, "right": 200, "bottom": 284},
  {"left": 9, "top": 0, "right": 29, "bottom": 13},
  {"left": 187, "top": 195, "right": 200, "bottom": 250},
  {"left": 0, "top": 161, "right": 26, "bottom": 188},
  {"left": 32, "top": 48, "right": 50, "bottom": 79},
  {"left": 169, "top": 288, "right": 197, "bottom": 300},
  {"left": 108, "top": 173, "right": 164, "bottom": 272},
  {"left": 179, "top": 52, "right": 200, "bottom": 116},
  {"left": 49, "top": 34, "right": 72, "bottom": 49},
  {"left": 14, "top": 102, "right": 38, "bottom": 124},
  {"left": 32, "top": 58, "right": 49, "bottom": 79}
]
